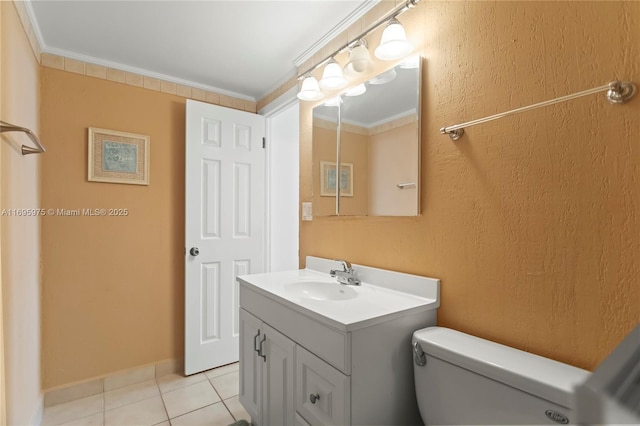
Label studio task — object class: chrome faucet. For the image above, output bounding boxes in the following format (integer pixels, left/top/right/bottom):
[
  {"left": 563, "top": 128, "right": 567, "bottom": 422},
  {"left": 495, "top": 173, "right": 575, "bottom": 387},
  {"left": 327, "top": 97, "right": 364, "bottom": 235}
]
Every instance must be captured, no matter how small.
[{"left": 330, "top": 259, "right": 361, "bottom": 286}]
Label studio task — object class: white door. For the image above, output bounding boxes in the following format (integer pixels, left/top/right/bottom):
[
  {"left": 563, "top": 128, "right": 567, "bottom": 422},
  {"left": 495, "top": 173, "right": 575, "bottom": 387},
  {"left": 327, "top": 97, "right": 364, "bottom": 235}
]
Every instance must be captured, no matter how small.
[{"left": 185, "top": 100, "right": 265, "bottom": 375}]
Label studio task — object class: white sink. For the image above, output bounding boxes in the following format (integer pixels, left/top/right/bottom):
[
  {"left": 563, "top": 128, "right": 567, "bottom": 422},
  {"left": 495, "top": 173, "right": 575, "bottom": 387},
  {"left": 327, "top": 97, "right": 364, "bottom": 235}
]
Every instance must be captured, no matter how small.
[
  {"left": 284, "top": 279, "right": 357, "bottom": 301},
  {"left": 238, "top": 257, "right": 440, "bottom": 332}
]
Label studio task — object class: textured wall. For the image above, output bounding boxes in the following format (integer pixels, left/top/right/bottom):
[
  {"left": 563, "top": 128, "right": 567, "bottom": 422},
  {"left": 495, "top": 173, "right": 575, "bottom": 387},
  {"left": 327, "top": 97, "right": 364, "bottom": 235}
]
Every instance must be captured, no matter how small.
[
  {"left": 40, "top": 69, "right": 186, "bottom": 389},
  {"left": 299, "top": 1, "right": 640, "bottom": 370},
  {"left": 1, "top": 2, "right": 43, "bottom": 423}
]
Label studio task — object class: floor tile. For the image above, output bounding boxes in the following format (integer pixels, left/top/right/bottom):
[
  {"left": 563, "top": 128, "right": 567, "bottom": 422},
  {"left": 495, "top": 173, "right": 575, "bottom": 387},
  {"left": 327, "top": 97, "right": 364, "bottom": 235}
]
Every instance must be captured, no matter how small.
[
  {"left": 161, "top": 380, "right": 220, "bottom": 419},
  {"left": 209, "top": 371, "right": 239, "bottom": 400},
  {"left": 104, "top": 379, "right": 160, "bottom": 410},
  {"left": 59, "top": 412, "right": 104, "bottom": 426},
  {"left": 42, "top": 394, "right": 103, "bottom": 426},
  {"left": 223, "top": 396, "right": 250, "bottom": 422},
  {"left": 169, "top": 402, "right": 234, "bottom": 426},
  {"left": 104, "top": 396, "right": 167, "bottom": 426},
  {"left": 154, "top": 422, "right": 170, "bottom": 426},
  {"left": 204, "top": 362, "right": 239, "bottom": 379},
  {"left": 104, "top": 365, "right": 155, "bottom": 391},
  {"left": 157, "top": 373, "right": 206, "bottom": 394}
]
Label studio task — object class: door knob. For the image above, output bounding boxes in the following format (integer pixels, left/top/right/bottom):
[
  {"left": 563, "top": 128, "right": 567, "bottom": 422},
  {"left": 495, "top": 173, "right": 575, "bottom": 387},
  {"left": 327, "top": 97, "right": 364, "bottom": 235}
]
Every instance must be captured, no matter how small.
[
  {"left": 310, "top": 393, "right": 320, "bottom": 404},
  {"left": 190, "top": 247, "right": 200, "bottom": 256}
]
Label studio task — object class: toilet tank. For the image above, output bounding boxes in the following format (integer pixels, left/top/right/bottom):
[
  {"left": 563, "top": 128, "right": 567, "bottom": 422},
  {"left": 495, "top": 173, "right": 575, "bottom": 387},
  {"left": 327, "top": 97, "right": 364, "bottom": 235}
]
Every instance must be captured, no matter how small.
[{"left": 412, "top": 327, "right": 590, "bottom": 425}]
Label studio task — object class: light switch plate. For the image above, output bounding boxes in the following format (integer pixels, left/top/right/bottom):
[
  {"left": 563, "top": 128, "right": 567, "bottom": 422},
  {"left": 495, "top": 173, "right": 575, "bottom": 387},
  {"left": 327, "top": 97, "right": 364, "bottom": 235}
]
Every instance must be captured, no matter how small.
[{"left": 301, "top": 202, "right": 313, "bottom": 221}]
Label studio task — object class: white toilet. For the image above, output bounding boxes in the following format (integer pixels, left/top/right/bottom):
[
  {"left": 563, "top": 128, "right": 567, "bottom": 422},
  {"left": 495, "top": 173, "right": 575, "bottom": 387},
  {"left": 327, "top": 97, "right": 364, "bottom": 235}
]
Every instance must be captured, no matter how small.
[{"left": 412, "top": 327, "right": 590, "bottom": 425}]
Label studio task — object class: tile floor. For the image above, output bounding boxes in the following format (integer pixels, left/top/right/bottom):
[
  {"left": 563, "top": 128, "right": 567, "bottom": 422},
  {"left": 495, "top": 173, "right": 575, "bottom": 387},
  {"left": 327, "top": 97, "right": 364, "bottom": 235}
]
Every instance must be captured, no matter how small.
[{"left": 42, "top": 363, "right": 250, "bottom": 426}]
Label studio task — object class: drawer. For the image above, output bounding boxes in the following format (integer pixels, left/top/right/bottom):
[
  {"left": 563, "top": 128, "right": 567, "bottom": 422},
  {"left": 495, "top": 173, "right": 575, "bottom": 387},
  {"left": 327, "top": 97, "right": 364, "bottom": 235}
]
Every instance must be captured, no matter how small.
[
  {"left": 296, "top": 346, "right": 350, "bottom": 425},
  {"left": 240, "top": 284, "right": 351, "bottom": 373}
]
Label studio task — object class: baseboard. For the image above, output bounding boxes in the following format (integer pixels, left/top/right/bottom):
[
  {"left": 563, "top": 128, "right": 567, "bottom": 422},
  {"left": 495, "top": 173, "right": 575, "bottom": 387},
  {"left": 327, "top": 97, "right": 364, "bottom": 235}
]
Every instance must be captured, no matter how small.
[
  {"left": 44, "top": 358, "right": 183, "bottom": 407},
  {"left": 31, "top": 395, "right": 43, "bottom": 426}
]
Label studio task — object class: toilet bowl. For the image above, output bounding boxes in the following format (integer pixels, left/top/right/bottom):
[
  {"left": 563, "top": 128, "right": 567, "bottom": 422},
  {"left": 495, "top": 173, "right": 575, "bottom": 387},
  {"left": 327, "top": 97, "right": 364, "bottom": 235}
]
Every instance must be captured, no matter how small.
[{"left": 412, "top": 327, "right": 590, "bottom": 425}]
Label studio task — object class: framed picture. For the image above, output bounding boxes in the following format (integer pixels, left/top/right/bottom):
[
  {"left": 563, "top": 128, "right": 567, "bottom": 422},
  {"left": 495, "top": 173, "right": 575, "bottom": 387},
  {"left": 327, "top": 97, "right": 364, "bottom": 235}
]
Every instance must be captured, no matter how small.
[
  {"left": 320, "top": 161, "right": 353, "bottom": 197},
  {"left": 88, "top": 127, "right": 149, "bottom": 185}
]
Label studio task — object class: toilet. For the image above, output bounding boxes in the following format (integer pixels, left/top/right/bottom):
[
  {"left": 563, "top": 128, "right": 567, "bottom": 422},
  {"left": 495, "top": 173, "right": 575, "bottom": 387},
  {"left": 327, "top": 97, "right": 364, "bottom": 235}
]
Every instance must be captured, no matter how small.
[{"left": 412, "top": 327, "right": 590, "bottom": 425}]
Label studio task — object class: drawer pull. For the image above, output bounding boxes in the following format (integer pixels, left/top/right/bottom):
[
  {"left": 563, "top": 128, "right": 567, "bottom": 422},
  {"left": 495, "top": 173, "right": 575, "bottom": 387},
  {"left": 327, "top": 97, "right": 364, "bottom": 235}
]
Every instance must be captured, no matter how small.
[
  {"left": 309, "top": 393, "right": 320, "bottom": 404},
  {"left": 260, "top": 334, "right": 267, "bottom": 362}
]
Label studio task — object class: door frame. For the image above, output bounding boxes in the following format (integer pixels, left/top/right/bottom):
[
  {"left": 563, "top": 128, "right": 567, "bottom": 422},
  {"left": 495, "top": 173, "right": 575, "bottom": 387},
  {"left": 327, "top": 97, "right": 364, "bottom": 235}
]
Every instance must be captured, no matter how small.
[{"left": 261, "top": 91, "right": 300, "bottom": 273}]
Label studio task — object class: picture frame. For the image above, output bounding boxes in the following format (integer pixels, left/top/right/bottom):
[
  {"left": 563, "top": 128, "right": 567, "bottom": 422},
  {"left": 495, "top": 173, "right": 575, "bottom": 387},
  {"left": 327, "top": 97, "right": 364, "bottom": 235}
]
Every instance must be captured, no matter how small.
[
  {"left": 88, "top": 127, "right": 150, "bottom": 185},
  {"left": 320, "top": 161, "right": 353, "bottom": 197}
]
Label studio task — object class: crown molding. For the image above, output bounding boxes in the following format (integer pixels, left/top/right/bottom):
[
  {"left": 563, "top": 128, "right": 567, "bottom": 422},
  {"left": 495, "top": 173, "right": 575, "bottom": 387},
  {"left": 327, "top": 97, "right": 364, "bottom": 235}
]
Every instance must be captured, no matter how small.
[
  {"left": 293, "top": 0, "right": 380, "bottom": 68},
  {"left": 342, "top": 108, "right": 417, "bottom": 129},
  {"left": 42, "top": 46, "right": 256, "bottom": 101}
]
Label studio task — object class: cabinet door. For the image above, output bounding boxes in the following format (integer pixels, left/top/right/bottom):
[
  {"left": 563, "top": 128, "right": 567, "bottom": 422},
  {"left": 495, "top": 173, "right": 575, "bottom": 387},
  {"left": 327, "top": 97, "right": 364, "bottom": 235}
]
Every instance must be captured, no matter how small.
[
  {"left": 296, "top": 346, "right": 350, "bottom": 425},
  {"left": 295, "top": 412, "right": 312, "bottom": 426},
  {"left": 262, "top": 323, "right": 296, "bottom": 426},
  {"left": 239, "top": 309, "right": 262, "bottom": 424}
]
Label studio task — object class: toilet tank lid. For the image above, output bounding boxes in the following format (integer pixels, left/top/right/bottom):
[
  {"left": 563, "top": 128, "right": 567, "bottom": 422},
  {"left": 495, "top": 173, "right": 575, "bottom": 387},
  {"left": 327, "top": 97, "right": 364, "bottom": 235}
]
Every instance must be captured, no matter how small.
[{"left": 413, "top": 327, "right": 591, "bottom": 409}]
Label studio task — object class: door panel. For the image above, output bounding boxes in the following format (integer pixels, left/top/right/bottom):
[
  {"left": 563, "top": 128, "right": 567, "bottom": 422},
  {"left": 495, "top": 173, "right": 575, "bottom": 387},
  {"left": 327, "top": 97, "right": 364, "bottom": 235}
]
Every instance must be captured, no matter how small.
[
  {"left": 239, "top": 309, "right": 262, "bottom": 425},
  {"left": 262, "top": 323, "right": 296, "bottom": 426}
]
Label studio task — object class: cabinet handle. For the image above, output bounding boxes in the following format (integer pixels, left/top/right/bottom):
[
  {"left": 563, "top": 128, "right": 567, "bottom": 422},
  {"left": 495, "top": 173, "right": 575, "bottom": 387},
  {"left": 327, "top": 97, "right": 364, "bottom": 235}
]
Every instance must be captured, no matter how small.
[
  {"left": 260, "top": 334, "right": 267, "bottom": 362},
  {"left": 310, "top": 393, "right": 320, "bottom": 404},
  {"left": 254, "top": 330, "right": 261, "bottom": 355}
]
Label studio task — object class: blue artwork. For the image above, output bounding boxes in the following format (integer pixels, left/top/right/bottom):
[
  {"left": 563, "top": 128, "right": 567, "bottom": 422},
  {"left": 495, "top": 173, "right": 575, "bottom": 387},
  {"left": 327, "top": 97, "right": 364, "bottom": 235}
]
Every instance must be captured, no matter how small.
[
  {"left": 327, "top": 168, "right": 349, "bottom": 190},
  {"left": 102, "top": 141, "right": 137, "bottom": 173}
]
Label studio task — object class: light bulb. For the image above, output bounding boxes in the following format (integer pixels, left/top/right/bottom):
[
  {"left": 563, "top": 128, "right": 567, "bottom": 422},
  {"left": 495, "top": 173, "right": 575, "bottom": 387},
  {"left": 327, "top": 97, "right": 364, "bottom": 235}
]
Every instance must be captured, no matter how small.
[{"left": 344, "top": 40, "right": 373, "bottom": 76}]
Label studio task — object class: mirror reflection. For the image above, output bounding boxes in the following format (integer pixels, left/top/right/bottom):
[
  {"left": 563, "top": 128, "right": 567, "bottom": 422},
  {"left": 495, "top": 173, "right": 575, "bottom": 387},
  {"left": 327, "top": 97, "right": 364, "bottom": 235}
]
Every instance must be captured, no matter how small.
[{"left": 312, "top": 56, "right": 421, "bottom": 216}]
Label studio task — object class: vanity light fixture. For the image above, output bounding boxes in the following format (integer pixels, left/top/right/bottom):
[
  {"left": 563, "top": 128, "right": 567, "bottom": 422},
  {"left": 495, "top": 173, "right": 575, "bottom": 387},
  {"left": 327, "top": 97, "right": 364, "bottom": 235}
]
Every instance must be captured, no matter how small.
[
  {"left": 295, "top": 0, "right": 420, "bottom": 101},
  {"left": 345, "top": 83, "right": 367, "bottom": 97},
  {"left": 344, "top": 39, "right": 373, "bottom": 76},
  {"left": 374, "top": 18, "right": 413, "bottom": 61},
  {"left": 320, "top": 59, "right": 348, "bottom": 90},
  {"left": 296, "top": 75, "right": 324, "bottom": 101}
]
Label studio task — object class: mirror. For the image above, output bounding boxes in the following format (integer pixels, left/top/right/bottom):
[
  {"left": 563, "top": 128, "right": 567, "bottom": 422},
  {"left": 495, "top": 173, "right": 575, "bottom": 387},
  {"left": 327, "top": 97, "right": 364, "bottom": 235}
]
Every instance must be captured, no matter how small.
[{"left": 312, "top": 56, "right": 421, "bottom": 216}]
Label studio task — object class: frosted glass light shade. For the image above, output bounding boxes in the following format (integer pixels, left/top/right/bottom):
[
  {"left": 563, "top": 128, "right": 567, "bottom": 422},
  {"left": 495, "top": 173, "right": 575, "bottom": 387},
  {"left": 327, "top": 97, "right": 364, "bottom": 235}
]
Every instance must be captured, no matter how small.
[
  {"left": 344, "top": 40, "right": 373, "bottom": 76},
  {"left": 345, "top": 83, "right": 366, "bottom": 97},
  {"left": 374, "top": 18, "right": 413, "bottom": 61},
  {"left": 297, "top": 76, "right": 323, "bottom": 101},
  {"left": 320, "top": 60, "right": 347, "bottom": 90}
]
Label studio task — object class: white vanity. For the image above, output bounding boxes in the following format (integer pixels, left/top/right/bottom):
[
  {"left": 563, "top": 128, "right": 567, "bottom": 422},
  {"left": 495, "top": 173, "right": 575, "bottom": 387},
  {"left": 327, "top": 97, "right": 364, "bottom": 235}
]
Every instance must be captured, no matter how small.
[{"left": 237, "top": 256, "right": 439, "bottom": 426}]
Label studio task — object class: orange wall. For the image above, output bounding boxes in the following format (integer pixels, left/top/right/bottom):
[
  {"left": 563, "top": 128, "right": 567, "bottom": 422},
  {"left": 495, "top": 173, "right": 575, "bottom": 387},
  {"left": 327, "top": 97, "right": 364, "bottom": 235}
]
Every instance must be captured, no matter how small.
[
  {"left": 300, "top": 1, "right": 640, "bottom": 370},
  {"left": 40, "top": 68, "right": 186, "bottom": 388},
  {"left": 1, "top": 1, "right": 43, "bottom": 423}
]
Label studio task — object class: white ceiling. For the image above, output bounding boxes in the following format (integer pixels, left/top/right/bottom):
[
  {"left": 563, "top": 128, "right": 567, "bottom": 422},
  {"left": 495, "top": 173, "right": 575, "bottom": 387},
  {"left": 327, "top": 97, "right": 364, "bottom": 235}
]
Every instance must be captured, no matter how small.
[{"left": 28, "top": 0, "right": 377, "bottom": 101}]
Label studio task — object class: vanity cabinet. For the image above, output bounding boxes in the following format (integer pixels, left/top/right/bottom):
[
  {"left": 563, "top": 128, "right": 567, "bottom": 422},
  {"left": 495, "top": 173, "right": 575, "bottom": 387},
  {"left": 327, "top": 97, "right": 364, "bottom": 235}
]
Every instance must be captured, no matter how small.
[
  {"left": 238, "top": 269, "right": 438, "bottom": 426},
  {"left": 239, "top": 309, "right": 296, "bottom": 426}
]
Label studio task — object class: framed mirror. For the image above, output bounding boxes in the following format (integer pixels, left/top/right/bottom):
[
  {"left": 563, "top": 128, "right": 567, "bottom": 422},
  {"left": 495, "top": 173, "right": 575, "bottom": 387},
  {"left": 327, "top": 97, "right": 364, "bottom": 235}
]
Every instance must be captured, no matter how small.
[{"left": 312, "top": 55, "right": 422, "bottom": 216}]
